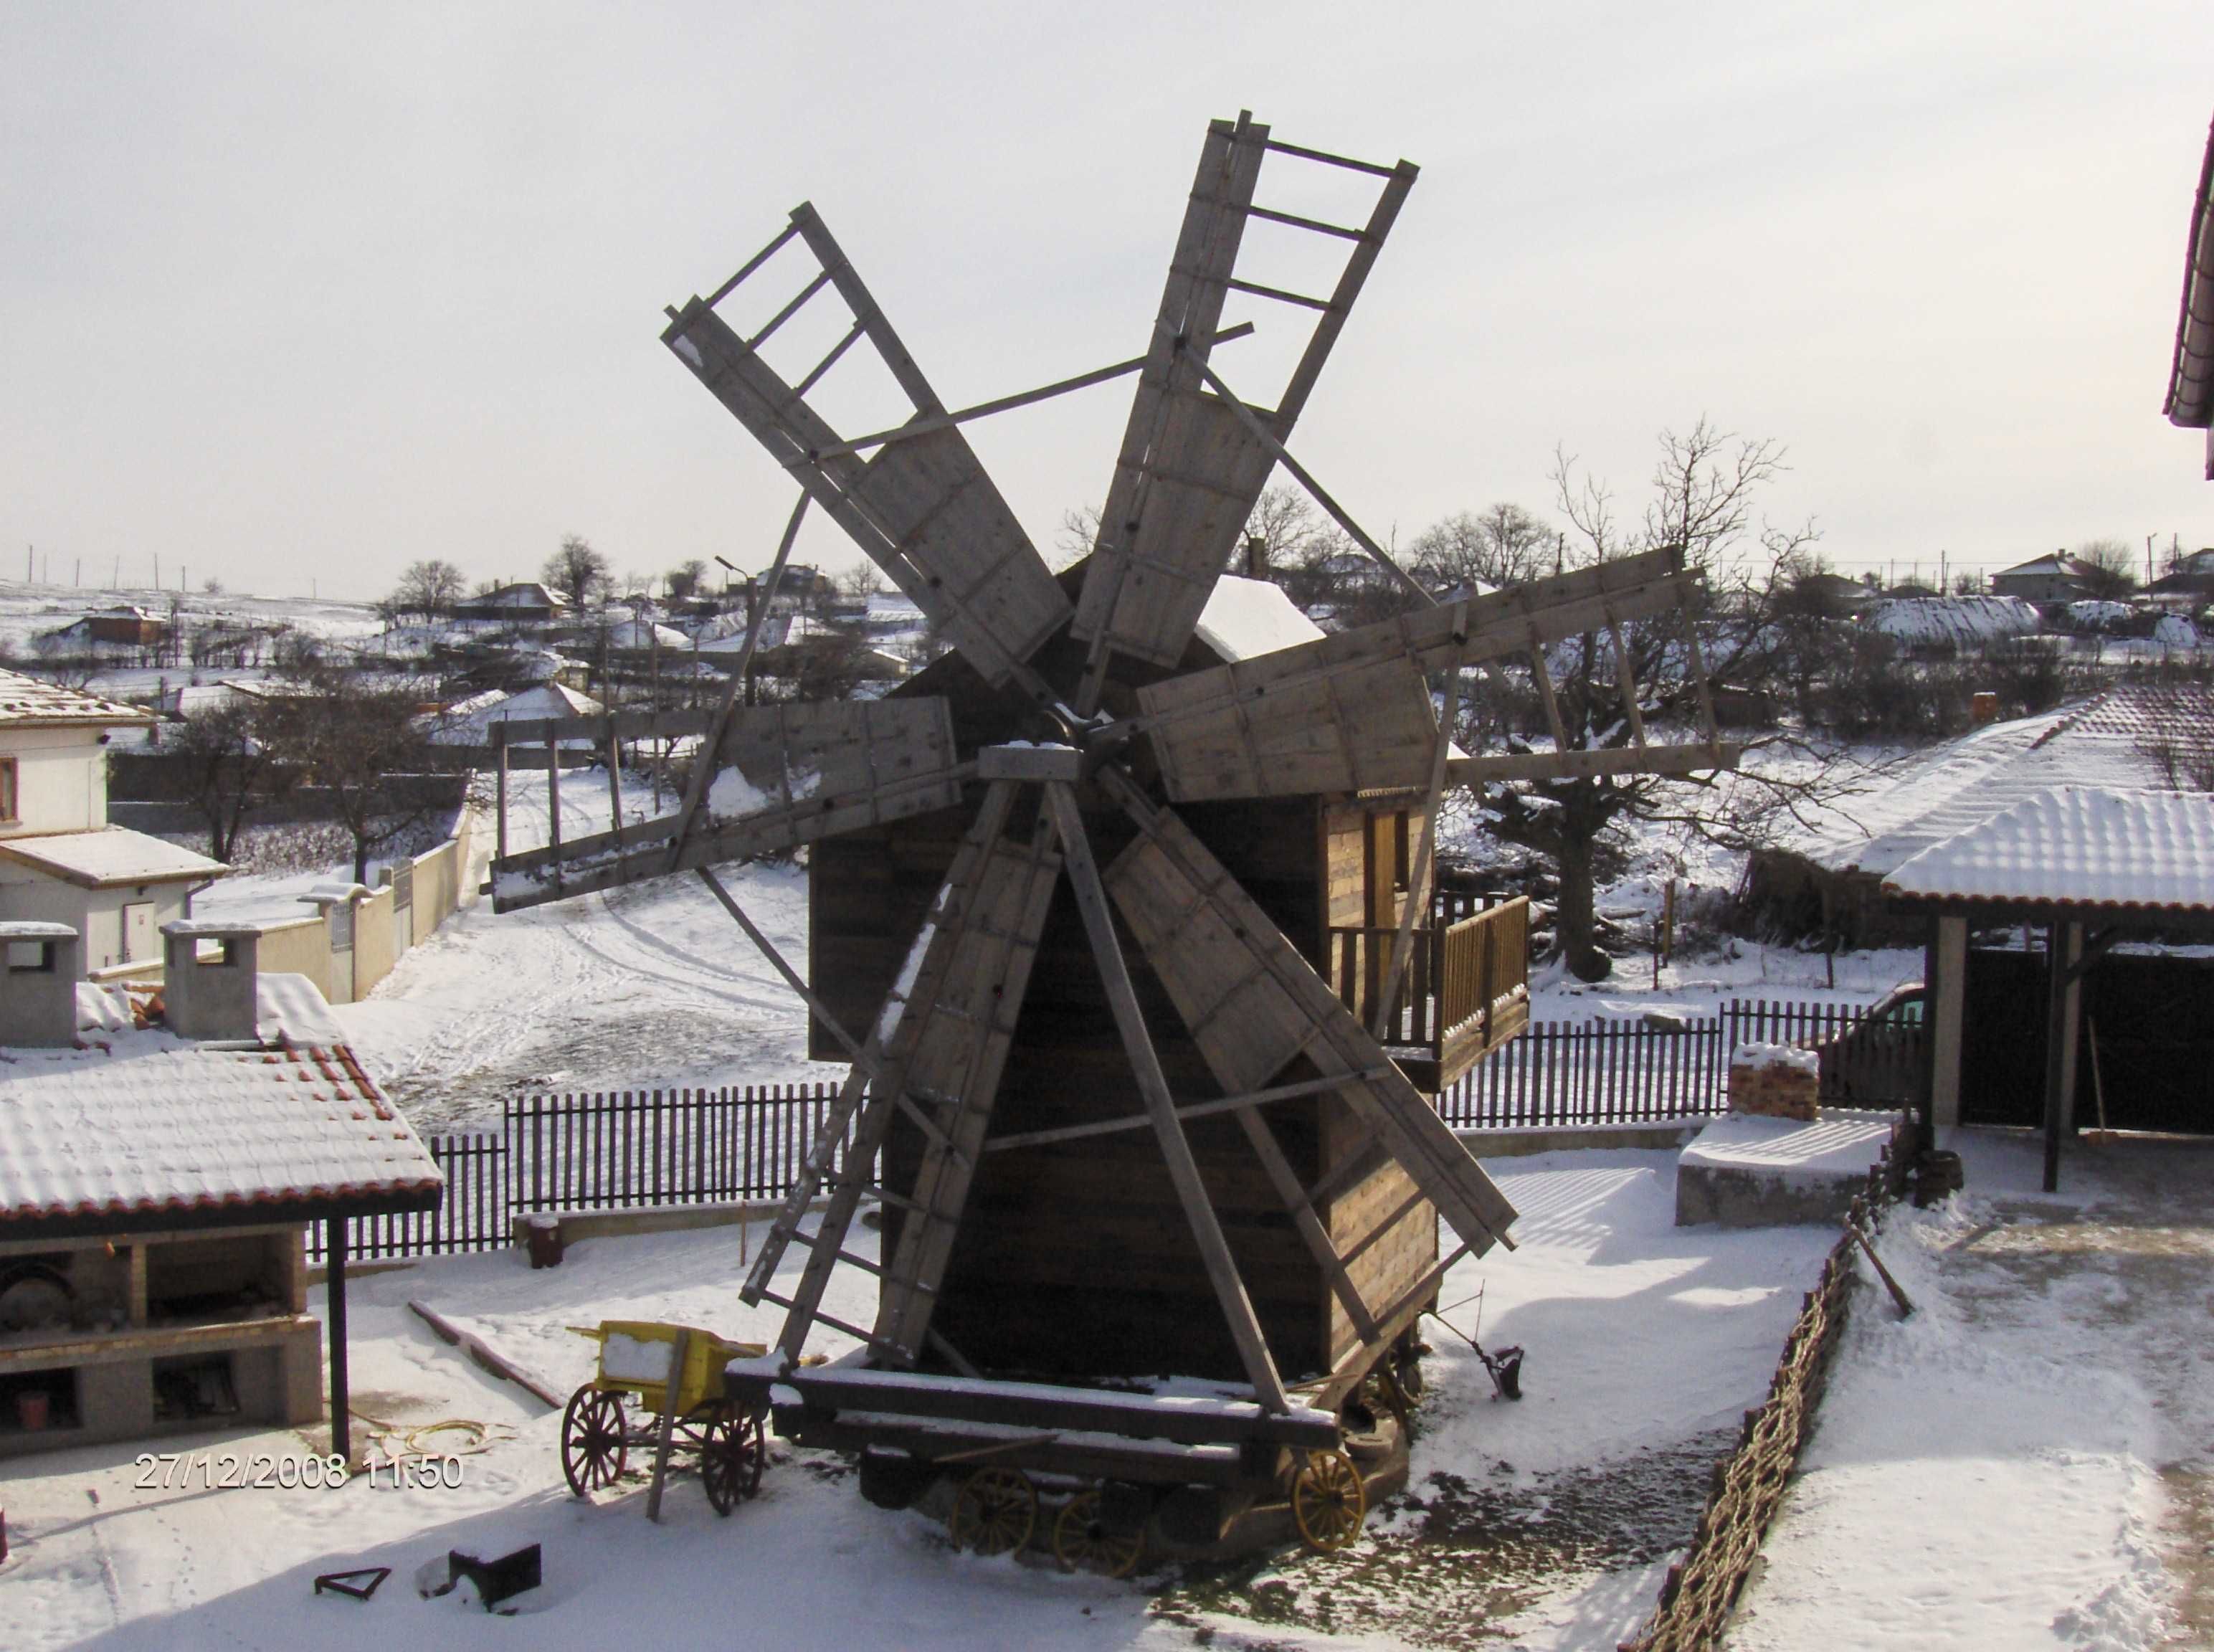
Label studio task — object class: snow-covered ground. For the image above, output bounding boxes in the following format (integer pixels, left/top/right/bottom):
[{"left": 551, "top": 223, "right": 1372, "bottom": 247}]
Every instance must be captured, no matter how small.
[
  {"left": 1727, "top": 1129, "right": 2214, "bottom": 1651},
  {"left": 0, "top": 1149, "right": 1840, "bottom": 1650},
  {"left": 316, "top": 766, "right": 830, "bottom": 1129}
]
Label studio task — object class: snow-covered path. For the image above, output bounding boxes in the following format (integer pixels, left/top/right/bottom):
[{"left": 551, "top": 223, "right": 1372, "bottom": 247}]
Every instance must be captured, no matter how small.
[
  {"left": 1726, "top": 1131, "right": 2214, "bottom": 1651},
  {"left": 331, "top": 767, "right": 841, "bottom": 1130}
]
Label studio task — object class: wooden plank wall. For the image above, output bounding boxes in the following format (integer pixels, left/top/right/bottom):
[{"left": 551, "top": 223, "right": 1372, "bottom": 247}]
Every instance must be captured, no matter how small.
[{"left": 817, "top": 787, "right": 1429, "bottom": 1382}]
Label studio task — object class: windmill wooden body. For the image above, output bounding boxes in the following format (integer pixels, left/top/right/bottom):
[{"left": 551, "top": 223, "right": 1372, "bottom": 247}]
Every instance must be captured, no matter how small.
[{"left": 491, "top": 112, "right": 1738, "bottom": 1559}]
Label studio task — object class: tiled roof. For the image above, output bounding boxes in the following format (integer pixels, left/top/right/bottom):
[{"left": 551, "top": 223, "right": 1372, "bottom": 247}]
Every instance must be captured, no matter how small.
[
  {"left": 0, "top": 827, "right": 229, "bottom": 887},
  {"left": 0, "top": 1039, "right": 442, "bottom": 1230},
  {"left": 0, "top": 668, "right": 153, "bottom": 728},
  {"left": 1777, "top": 684, "right": 2214, "bottom": 877},
  {"left": 1883, "top": 787, "right": 2214, "bottom": 912}
]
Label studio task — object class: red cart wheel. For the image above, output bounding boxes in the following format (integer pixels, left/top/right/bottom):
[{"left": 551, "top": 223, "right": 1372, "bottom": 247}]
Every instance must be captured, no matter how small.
[
  {"left": 561, "top": 1385, "right": 629, "bottom": 1496},
  {"left": 700, "top": 1405, "right": 768, "bottom": 1514}
]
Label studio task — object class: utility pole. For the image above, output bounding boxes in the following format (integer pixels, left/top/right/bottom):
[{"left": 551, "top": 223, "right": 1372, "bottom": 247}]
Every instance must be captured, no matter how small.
[{"left": 2147, "top": 533, "right": 2157, "bottom": 587}]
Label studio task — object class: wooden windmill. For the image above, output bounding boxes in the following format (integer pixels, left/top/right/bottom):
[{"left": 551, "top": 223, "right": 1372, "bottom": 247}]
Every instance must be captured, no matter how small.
[{"left": 492, "top": 113, "right": 1736, "bottom": 1553}]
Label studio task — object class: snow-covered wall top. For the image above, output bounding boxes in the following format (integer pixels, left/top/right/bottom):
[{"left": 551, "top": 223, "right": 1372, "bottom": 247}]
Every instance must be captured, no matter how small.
[
  {"left": 1883, "top": 785, "right": 2214, "bottom": 913},
  {"left": 1192, "top": 576, "right": 1326, "bottom": 663}
]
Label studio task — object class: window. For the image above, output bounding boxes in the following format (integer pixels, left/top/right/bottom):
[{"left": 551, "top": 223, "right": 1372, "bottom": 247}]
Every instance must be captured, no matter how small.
[{"left": 0, "top": 756, "right": 15, "bottom": 822}]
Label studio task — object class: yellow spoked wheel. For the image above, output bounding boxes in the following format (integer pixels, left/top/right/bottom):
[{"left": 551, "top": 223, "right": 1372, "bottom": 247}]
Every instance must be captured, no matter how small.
[
  {"left": 949, "top": 1466, "right": 1037, "bottom": 1556},
  {"left": 1053, "top": 1489, "right": 1144, "bottom": 1577},
  {"left": 1292, "top": 1449, "right": 1367, "bottom": 1552}
]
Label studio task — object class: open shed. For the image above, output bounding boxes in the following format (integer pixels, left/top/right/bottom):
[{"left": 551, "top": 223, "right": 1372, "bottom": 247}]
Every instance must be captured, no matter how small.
[{"left": 1884, "top": 785, "right": 2214, "bottom": 1190}]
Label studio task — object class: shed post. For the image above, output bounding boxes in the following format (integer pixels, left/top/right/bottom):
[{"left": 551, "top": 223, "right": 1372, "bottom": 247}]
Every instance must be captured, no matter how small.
[
  {"left": 1928, "top": 913, "right": 1968, "bottom": 1134},
  {"left": 325, "top": 1217, "right": 351, "bottom": 1465},
  {"left": 2040, "top": 919, "right": 2083, "bottom": 1193}
]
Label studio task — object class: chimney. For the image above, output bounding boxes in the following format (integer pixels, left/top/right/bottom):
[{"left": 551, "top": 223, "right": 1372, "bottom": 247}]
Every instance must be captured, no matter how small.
[
  {"left": 1245, "top": 534, "right": 1268, "bottom": 579},
  {"left": 0, "top": 923, "right": 81, "bottom": 1047},
  {"left": 161, "top": 921, "right": 263, "bottom": 1041}
]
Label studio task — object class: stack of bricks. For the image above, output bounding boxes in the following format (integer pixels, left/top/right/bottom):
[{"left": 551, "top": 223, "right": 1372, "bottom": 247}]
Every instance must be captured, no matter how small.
[{"left": 1728, "top": 1043, "right": 1821, "bottom": 1122}]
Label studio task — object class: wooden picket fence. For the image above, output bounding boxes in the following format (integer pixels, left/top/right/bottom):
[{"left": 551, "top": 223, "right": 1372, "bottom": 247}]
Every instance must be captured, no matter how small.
[
  {"left": 1437, "top": 997, "right": 1892, "bottom": 1130},
  {"left": 308, "top": 1082, "right": 852, "bottom": 1264},
  {"left": 313, "top": 996, "right": 1896, "bottom": 1263}
]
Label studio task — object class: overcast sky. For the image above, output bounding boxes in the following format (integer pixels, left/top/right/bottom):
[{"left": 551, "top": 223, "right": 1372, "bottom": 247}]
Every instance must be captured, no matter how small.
[{"left": 5, "top": 2, "right": 2213, "bottom": 604}]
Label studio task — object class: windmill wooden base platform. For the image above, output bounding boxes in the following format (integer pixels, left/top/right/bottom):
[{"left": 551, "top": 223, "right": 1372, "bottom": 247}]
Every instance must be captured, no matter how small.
[{"left": 495, "top": 109, "right": 1739, "bottom": 1565}]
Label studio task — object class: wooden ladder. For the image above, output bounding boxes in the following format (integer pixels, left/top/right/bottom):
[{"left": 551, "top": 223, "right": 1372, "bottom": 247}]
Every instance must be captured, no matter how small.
[{"left": 741, "top": 782, "right": 1061, "bottom": 1370}]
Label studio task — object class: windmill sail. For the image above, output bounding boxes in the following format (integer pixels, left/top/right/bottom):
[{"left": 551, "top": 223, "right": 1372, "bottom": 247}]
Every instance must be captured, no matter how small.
[
  {"left": 489, "top": 698, "right": 964, "bottom": 911},
  {"left": 663, "top": 206, "right": 1070, "bottom": 687},
  {"left": 1070, "top": 115, "right": 1420, "bottom": 675},
  {"left": 1133, "top": 546, "right": 1721, "bottom": 801}
]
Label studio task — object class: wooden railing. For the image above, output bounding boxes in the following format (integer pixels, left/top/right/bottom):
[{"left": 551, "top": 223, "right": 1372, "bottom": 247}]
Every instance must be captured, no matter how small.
[{"left": 1326, "top": 896, "right": 1531, "bottom": 1087}]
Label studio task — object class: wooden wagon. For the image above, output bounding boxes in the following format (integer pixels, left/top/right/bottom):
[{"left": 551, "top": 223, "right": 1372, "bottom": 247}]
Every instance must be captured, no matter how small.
[{"left": 562, "top": 1320, "right": 769, "bottom": 1516}]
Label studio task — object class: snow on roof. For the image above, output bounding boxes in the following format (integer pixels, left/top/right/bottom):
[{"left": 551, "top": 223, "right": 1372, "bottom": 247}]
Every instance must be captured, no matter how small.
[
  {"left": 1866, "top": 595, "right": 2040, "bottom": 647},
  {"left": 0, "top": 1038, "right": 442, "bottom": 1232},
  {"left": 0, "top": 668, "right": 153, "bottom": 728},
  {"left": 429, "top": 681, "right": 604, "bottom": 743},
  {"left": 1681, "top": 1109, "right": 1899, "bottom": 1185},
  {"left": 0, "top": 827, "right": 228, "bottom": 888},
  {"left": 1883, "top": 787, "right": 2214, "bottom": 913},
  {"left": 1776, "top": 684, "right": 2211, "bottom": 878},
  {"left": 1194, "top": 575, "right": 1326, "bottom": 663},
  {"left": 255, "top": 972, "right": 348, "bottom": 1045}
]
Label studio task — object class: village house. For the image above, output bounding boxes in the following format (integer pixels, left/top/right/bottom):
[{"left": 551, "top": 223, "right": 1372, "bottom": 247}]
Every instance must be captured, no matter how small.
[
  {"left": 453, "top": 581, "right": 568, "bottom": 627},
  {"left": 1988, "top": 551, "right": 2096, "bottom": 607},
  {"left": 0, "top": 922, "right": 442, "bottom": 1458},
  {"left": 0, "top": 670, "right": 227, "bottom": 974}
]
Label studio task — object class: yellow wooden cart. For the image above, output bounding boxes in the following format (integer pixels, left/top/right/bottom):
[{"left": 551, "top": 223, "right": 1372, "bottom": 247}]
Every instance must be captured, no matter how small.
[{"left": 561, "top": 1320, "right": 769, "bottom": 1516}]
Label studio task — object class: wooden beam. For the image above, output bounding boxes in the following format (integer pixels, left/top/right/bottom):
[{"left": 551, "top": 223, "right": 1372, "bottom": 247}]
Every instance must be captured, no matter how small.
[
  {"left": 1605, "top": 614, "right": 1648, "bottom": 747},
  {"left": 804, "top": 323, "right": 1254, "bottom": 463},
  {"left": 1042, "top": 780, "right": 1291, "bottom": 1412},
  {"left": 1372, "top": 607, "right": 1463, "bottom": 1039},
  {"left": 696, "top": 866, "right": 868, "bottom": 1066},
  {"left": 665, "top": 490, "right": 808, "bottom": 871},
  {"left": 981, "top": 1065, "right": 1396, "bottom": 1153},
  {"left": 1179, "top": 341, "right": 1433, "bottom": 607}
]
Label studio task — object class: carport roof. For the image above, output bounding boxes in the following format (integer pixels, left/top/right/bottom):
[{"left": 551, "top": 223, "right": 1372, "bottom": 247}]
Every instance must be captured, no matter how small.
[{"left": 1883, "top": 786, "right": 2214, "bottom": 914}]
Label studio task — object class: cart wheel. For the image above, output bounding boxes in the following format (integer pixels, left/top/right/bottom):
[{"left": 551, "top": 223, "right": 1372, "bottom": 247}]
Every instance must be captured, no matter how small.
[
  {"left": 700, "top": 1407, "right": 769, "bottom": 1515},
  {"left": 1053, "top": 1489, "right": 1143, "bottom": 1577},
  {"left": 948, "top": 1465, "right": 1036, "bottom": 1556},
  {"left": 1291, "top": 1449, "right": 1367, "bottom": 1552},
  {"left": 561, "top": 1385, "right": 629, "bottom": 1496}
]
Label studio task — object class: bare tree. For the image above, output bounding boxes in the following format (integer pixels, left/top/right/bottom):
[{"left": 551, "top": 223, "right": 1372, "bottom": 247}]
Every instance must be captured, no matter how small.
[
  {"left": 255, "top": 665, "right": 452, "bottom": 883},
  {"left": 665, "top": 559, "right": 711, "bottom": 601},
  {"left": 169, "top": 698, "right": 283, "bottom": 863},
  {"left": 1471, "top": 420, "right": 1836, "bottom": 979},
  {"left": 2072, "top": 536, "right": 2139, "bottom": 601},
  {"left": 543, "top": 534, "right": 609, "bottom": 612},
  {"left": 1240, "top": 483, "right": 1332, "bottom": 570},
  {"left": 1055, "top": 504, "right": 1103, "bottom": 571},
  {"left": 391, "top": 559, "right": 467, "bottom": 624},
  {"left": 837, "top": 563, "right": 885, "bottom": 598},
  {"left": 1409, "top": 503, "right": 1557, "bottom": 592}
]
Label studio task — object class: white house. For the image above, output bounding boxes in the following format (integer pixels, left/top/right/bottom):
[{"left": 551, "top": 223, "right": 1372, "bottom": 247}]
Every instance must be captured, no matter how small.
[{"left": 0, "top": 670, "right": 227, "bottom": 974}]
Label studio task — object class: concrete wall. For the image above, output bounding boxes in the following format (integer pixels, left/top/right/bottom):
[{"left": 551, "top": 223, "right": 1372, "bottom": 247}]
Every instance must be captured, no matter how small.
[
  {"left": 0, "top": 874, "right": 189, "bottom": 972},
  {"left": 0, "top": 726, "right": 108, "bottom": 837},
  {"left": 219, "top": 796, "right": 485, "bottom": 1005}
]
